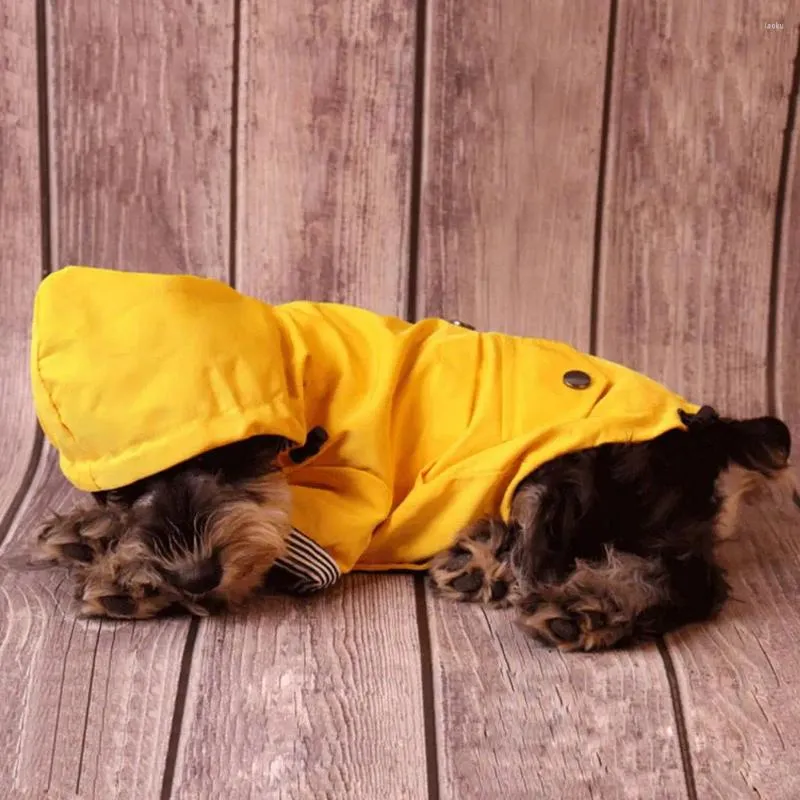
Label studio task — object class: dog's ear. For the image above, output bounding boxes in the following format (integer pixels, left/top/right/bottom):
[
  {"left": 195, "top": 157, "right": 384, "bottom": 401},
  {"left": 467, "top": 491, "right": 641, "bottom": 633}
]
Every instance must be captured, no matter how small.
[{"left": 727, "top": 416, "right": 791, "bottom": 472}]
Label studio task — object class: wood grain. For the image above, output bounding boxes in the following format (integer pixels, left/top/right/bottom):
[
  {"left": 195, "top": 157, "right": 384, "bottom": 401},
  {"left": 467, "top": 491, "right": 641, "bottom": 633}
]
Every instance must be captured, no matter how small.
[
  {"left": 0, "top": 458, "right": 192, "bottom": 799},
  {"left": 668, "top": 501, "right": 800, "bottom": 800},
  {"left": 426, "top": 597, "right": 688, "bottom": 800},
  {"left": 1, "top": 0, "right": 798, "bottom": 797},
  {"left": 170, "top": 3, "right": 426, "bottom": 794},
  {"left": 0, "top": 1, "right": 234, "bottom": 796},
  {"left": 49, "top": 0, "right": 233, "bottom": 272},
  {"left": 235, "top": 0, "right": 416, "bottom": 312},
  {"left": 597, "top": 0, "right": 794, "bottom": 416},
  {"left": 418, "top": 2, "right": 689, "bottom": 797},
  {"left": 776, "top": 43, "right": 800, "bottom": 437},
  {"left": 598, "top": 3, "right": 800, "bottom": 796},
  {"left": 417, "top": 0, "right": 609, "bottom": 343},
  {"left": 171, "top": 576, "right": 427, "bottom": 799},
  {"left": 0, "top": 3, "right": 42, "bottom": 524}
]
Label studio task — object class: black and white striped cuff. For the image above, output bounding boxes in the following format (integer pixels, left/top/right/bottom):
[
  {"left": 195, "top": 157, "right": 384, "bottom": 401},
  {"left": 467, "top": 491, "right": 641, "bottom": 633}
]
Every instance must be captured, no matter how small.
[{"left": 266, "top": 530, "right": 341, "bottom": 595}]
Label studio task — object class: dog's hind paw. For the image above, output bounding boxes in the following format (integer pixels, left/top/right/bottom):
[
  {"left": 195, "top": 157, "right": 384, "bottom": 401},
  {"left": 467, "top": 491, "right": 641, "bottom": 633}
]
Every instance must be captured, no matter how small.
[
  {"left": 517, "top": 592, "right": 634, "bottom": 652},
  {"left": 515, "top": 549, "right": 671, "bottom": 651}
]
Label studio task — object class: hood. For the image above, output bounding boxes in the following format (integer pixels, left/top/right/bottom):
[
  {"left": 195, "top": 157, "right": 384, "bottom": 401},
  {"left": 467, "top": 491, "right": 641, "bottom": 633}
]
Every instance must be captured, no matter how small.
[{"left": 31, "top": 266, "right": 307, "bottom": 491}]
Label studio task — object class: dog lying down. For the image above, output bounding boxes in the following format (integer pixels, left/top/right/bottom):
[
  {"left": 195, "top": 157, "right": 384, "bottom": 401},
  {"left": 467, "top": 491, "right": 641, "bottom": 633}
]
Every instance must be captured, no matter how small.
[{"left": 31, "top": 267, "right": 796, "bottom": 651}]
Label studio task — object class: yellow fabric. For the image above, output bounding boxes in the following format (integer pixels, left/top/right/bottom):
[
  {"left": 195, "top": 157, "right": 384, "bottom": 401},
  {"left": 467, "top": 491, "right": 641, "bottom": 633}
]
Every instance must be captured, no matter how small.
[{"left": 31, "top": 266, "right": 700, "bottom": 573}]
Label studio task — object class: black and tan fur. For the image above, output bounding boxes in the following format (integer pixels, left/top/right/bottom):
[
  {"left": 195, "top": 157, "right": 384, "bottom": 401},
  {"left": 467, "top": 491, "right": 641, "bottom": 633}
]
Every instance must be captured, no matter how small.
[{"left": 36, "top": 409, "right": 796, "bottom": 651}]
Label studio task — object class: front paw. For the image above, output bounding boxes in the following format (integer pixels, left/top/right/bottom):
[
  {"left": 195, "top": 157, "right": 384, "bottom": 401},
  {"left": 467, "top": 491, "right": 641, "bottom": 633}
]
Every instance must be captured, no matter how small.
[
  {"left": 78, "top": 560, "right": 180, "bottom": 620},
  {"left": 429, "top": 519, "right": 518, "bottom": 606},
  {"left": 36, "top": 506, "right": 118, "bottom": 566}
]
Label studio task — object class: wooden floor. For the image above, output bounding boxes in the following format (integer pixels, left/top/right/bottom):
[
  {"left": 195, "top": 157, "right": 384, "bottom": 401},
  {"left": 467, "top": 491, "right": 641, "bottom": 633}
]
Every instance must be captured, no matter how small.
[{"left": 2, "top": 2, "right": 800, "bottom": 798}]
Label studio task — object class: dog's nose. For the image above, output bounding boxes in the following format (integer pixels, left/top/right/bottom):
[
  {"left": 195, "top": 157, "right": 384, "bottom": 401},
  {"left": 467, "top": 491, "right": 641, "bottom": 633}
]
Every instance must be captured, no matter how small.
[
  {"left": 100, "top": 594, "right": 137, "bottom": 617},
  {"left": 180, "top": 555, "right": 223, "bottom": 595}
]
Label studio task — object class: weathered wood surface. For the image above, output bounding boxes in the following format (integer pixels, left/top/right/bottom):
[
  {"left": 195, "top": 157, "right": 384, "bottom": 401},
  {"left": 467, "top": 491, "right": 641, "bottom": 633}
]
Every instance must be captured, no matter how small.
[
  {"left": 49, "top": 0, "right": 234, "bottom": 272},
  {"left": 417, "top": 0, "right": 608, "bottom": 346},
  {"left": 1, "top": 0, "right": 800, "bottom": 798},
  {"left": 598, "top": 3, "right": 800, "bottom": 798},
  {"left": 0, "top": 2, "right": 41, "bottom": 530},
  {"left": 426, "top": 597, "right": 688, "bottom": 800},
  {"left": 171, "top": 576, "right": 426, "bottom": 799},
  {"left": 236, "top": 0, "right": 416, "bottom": 313},
  {"left": 597, "top": 0, "right": 792, "bottom": 416},
  {"left": 168, "top": 4, "right": 427, "bottom": 796},
  {"left": 777, "top": 55, "right": 800, "bottom": 439},
  {"left": 0, "top": 460, "right": 191, "bottom": 800},
  {"left": 668, "top": 501, "right": 800, "bottom": 800},
  {"left": 0, "top": 1, "right": 233, "bottom": 796},
  {"left": 417, "top": 3, "right": 690, "bottom": 798}
]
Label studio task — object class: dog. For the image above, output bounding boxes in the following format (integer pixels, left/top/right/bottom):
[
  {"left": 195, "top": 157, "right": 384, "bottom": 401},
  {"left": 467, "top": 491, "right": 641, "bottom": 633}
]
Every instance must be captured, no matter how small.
[
  {"left": 31, "top": 267, "right": 796, "bottom": 651},
  {"left": 36, "top": 404, "right": 795, "bottom": 652}
]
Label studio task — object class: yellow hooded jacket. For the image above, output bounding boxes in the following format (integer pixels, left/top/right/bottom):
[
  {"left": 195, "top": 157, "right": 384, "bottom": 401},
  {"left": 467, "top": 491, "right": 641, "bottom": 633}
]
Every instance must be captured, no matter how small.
[{"left": 31, "top": 267, "right": 700, "bottom": 585}]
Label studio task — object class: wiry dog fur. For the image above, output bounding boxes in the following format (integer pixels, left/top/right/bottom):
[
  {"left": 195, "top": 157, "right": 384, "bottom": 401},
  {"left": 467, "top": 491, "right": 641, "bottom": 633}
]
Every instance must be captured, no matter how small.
[
  {"left": 36, "top": 410, "right": 796, "bottom": 651},
  {"left": 432, "top": 411, "right": 794, "bottom": 650},
  {"left": 37, "top": 436, "right": 292, "bottom": 618}
]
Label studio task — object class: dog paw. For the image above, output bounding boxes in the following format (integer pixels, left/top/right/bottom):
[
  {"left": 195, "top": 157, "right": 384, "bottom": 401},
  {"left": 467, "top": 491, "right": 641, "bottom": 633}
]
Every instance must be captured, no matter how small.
[
  {"left": 36, "top": 506, "right": 121, "bottom": 566},
  {"left": 75, "top": 540, "right": 226, "bottom": 620},
  {"left": 517, "top": 589, "right": 634, "bottom": 652},
  {"left": 79, "top": 584, "right": 180, "bottom": 620},
  {"left": 78, "top": 560, "right": 181, "bottom": 620},
  {"left": 429, "top": 518, "right": 517, "bottom": 606}
]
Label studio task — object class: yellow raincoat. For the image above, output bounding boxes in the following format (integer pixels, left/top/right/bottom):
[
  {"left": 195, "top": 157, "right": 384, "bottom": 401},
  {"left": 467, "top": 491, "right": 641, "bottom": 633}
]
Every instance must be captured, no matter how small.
[{"left": 31, "top": 267, "right": 700, "bottom": 578}]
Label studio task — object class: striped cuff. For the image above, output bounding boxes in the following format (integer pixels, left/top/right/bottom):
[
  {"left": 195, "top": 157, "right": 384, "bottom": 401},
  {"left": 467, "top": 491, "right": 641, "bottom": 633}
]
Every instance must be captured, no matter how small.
[{"left": 266, "top": 529, "right": 341, "bottom": 594}]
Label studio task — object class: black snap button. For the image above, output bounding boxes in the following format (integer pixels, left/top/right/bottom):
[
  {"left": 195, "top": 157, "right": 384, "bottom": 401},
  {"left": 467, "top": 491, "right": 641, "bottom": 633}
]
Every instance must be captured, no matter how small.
[
  {"left": 563, "top": 370, "right": 591, "bottom": 389},
  {"left": 449, "top": 319, "right": 476, "bottom": 331}
]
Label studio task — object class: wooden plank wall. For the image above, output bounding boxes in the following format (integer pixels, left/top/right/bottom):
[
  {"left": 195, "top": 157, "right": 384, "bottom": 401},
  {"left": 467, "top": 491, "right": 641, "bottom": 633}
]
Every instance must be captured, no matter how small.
[
  {"left": 170, "top": 2, "right": 427, "bottom": 797},
  {"left": 0, "top": 0, "right": 41, "bottom": 537},
  {"left": 0, "top": 1, "right": 799, "bottom": 799},
  {"left": 2, "top": 1, "right": 233, "bottom": 796},
  {"left": 599, "top": 5, "right": 800, "bottom": 800},
  {"left": 418, "top": 2, "right": 687, "bottom": 798}
]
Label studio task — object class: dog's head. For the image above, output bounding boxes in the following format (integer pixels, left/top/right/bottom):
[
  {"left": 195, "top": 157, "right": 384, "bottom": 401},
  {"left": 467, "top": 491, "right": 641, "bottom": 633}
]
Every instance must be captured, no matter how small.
[{"left": 46, "top": 436, "right": 293, "bottom": 619}]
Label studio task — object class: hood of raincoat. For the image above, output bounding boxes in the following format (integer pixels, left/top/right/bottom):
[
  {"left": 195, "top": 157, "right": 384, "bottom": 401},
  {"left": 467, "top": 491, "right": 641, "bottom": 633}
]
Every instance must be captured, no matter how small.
[{"left": 31, "top": 267, "right": 700, "bottom": 575}]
